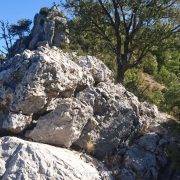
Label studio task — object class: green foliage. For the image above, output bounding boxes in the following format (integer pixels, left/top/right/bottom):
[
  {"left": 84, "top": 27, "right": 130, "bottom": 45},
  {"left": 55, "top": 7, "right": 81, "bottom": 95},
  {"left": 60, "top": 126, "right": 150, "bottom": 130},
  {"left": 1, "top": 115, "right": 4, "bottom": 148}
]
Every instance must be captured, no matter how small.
[
  {"left": 65, "top": 0, "right": 179, "bottom": 82},
  {"left": 0, "top": 54, "right": 5, "bottom": 61},
  {"left": 124, "top": 68, "right": 141, "bottom": 96},
  {"left": 156, "top": 66, "right": 178, "bottom": 86},
  {"left": 9, "top": 19, "right": 32, "bottom": 38},
  {"left": 146, "top": 90, "right": 165, "bottom": 107},
  {"left": 141, "top": 55, "right": 158, "bottom": 75},
  {"left": 164, "top": 83, "right": 180, "bottom": 116},
  {"left": 39, "top": 7, "right": 50, "bottom": 16},
  {"left": 124, "top": 69, "right": 165, "bottom": 107}
]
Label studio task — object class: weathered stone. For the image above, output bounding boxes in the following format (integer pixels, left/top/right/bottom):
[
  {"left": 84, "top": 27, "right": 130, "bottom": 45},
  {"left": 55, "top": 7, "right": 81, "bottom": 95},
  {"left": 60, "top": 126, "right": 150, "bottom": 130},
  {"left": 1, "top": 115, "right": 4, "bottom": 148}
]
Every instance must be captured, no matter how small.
[
  {"left": 77, "top": 56, "right": 114, "bottom": 84},
  {"left": 117, "top": 168, "right": 135, "bottom": 180},
  {"left": 137, "top": 132, "right": 159, "bottom": 152},
  {"left": 0, "top": 29, "right": 175, "bottom": 179},
  {"left": 27, "top": 98, "right": 93, "bottom": 147},
  {"left": 10, "top": 7, "right": 69, "bottom": 56},
  {"left": 140, "top": 101, "right": 159, "bottom": 118},
  {"left": 75, "top": 82, "right": 140, "bottom": 158},
  {"left": 1, "top": 112, "right": 32, "bottom": 134},
  {"left": 0, "top": 47, "right": 94, "bottom": 115},
  {"left": 121, "top": 133, "right": 168, "bottom": 180},
  {"left": 0, "top": 136, "right": 111, "bottom": 180}
]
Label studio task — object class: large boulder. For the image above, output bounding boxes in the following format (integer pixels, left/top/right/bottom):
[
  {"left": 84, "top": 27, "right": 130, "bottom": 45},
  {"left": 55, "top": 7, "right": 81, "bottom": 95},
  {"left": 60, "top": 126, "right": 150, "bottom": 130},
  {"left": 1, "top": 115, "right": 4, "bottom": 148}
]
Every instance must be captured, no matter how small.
[
  {"left": 27, "top": 98, "right": 93, "bottom": 147},
  {"left": 77, "top": 56, "right": 114, "bottom": 84},
  {"left": 0, "top": 47, "right": 94, "bottom": 115},
  {"left": 117, "top": 133, "right": 168, "bottom": 180},
  {"left": 74, "top": 82, "right": 140, "bottom": 159},
  {"left": 0, "top": 136, "right": 111, "bottom": 179}
]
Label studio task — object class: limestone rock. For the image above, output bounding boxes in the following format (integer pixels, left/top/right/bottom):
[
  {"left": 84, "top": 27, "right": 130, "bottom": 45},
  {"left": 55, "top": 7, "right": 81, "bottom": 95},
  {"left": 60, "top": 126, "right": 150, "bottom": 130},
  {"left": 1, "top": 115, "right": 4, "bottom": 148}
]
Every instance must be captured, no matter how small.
[
  {"left": 77, "top": 55, "right": 114, "bottom": 84},
  {"left": 140, "top": 101, "right": 159, "bottom": 118},
  {"left": 117, "top": 168, "right": 135, "bottom": 180},
  {"left": 121, "top": 133, "right": 168, "bottom": 180},
  {"left": 10, "top": 7, "right": 69, "bottom": 56},
  {"left": 0, "top": 136, "right": 111, "bottom": 180},
  {"left": 29, "top": 7, "right": 69, "bottom": 50},
  {"left": 137, "top": 132, "right": 159, "bottom": 152},
  {"left": 27, "top": 98, "right": 93, "bottom": 147},
  {"left": 75, "top": 82, "right": 140, "bottom": 158},
  {"left": 1, "top": 112, "right": 32, "bottom": 134},
  {"left": 0, "top": 47, "right": 94, "bottom": 115}
]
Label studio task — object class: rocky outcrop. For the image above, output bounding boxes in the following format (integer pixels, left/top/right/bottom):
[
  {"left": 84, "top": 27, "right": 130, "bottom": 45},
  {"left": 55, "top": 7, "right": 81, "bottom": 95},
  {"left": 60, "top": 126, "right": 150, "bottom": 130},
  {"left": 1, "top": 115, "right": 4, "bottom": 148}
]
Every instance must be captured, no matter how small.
[
  {"left": 0, "top": 45, "right": 177, "bottom": 179},
  {"left": 1, "top": 112, "right": 32, "bottom": 134},
  {"left": 0, "top": 136, "right": 111, "bottom": 180},
  {"left": 114, "top": 133, "right": 169, "bottom": 180},
  {"left": 0, "top": 47, "right": 94, "bottom": 115},
  {"left": 10, "top": 6, "right": 69, "bottom": 56},
  {"left": 29, "top": 6, "right": 69, "bottom": 50},
  {"left": 75, "top": 82, "right": 140, "bottom": 158}
]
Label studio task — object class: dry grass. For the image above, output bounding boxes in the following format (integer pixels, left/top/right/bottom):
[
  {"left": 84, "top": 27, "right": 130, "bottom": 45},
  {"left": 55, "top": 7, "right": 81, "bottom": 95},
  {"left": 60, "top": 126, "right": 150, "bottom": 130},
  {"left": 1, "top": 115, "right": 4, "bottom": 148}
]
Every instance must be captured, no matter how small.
[
  {"left": 140, "top": 72, "right": 166, "bottom": 92},
  {"left": 86, "top": 141, "right": 95, "bottom": 155}
]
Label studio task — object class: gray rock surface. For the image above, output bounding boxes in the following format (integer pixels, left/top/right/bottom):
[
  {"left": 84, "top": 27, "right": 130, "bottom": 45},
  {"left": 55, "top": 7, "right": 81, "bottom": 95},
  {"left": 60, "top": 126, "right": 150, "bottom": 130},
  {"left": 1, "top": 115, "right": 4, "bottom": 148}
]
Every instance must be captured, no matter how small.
[
  {"left": 121, "top": 133, "right": 168, "bottom": 180},
  {"left": 0, "top": 42, "right": 176, "bottom": 179},
  {"left": 27, "top": 98, "right": 93, "bottom": 147},
  {"left": 10, "top": 6, "right": 69, "bottom": 56},
  {"left": 0, "top": 136, "right": 111, "bottom": 180},
  {"left": 75, "top": 82, "right": 140, "bottom": 158},
  {"left": 1, "top": 112, "right": 32, "bottom": 134},
  {"left": 29, "top": 7, "right": 69, "bottom": 50},
  {"left": 0, "top": 47, "right": 94, "bottom": 115},
  {"left": 77, "top": 56, "right": 114, "bottom": 84}
]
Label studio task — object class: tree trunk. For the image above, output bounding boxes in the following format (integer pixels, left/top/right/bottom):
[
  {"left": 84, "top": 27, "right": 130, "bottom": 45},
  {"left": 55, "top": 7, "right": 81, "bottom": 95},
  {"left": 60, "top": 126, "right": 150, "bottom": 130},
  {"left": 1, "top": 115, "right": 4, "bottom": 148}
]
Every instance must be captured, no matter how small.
[{"left": 116, "top": 56, "right": 126, "bottom": 83}]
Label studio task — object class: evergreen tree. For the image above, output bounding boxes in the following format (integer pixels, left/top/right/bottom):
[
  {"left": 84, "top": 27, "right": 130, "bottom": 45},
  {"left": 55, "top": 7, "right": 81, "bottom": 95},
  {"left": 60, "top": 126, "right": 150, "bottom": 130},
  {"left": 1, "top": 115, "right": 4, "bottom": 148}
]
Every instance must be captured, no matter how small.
[{"left": 64, "top": 0, "right": 179, "bottom": 82}]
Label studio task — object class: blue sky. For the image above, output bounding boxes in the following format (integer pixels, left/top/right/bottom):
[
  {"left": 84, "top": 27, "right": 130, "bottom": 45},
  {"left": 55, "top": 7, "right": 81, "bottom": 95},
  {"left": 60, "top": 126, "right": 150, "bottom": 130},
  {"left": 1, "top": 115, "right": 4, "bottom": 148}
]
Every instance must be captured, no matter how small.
[
  {"left": 0, "top": 0, "right": 61, "bottom": 23},
  {"left": 0, "top": 0, "right": 61, "bottom": 52}
]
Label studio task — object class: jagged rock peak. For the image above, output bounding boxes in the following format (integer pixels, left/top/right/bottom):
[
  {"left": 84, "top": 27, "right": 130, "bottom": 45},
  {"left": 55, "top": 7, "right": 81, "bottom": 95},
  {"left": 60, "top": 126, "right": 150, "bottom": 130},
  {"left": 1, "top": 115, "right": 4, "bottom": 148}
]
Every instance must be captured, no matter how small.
[
  {"left": 29, "top": 6, "right": 69, "bottom": 49},
  {"left": 10, "top": 7, "right": 69, "bottom": 56}
]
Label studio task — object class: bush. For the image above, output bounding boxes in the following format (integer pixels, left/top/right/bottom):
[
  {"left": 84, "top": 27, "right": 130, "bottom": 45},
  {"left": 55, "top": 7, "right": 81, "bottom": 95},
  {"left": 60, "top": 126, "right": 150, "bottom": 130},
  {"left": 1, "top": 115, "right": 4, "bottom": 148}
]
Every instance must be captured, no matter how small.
[
  {"left": 0, "top": 54, "right": 5, "bottom": 61},
  {"left": 141, "top": 55, "right": 158, "bottom": 75},
  {"left": 156, "top": 66, "right": 178, "bottom": 86},
  {"left": 146, "top": 91, "right": 165, "bottom": 107},
  {"left": 39, "top": 7, "right": 49, "bottom": 16},
  {"left": 9, "top": 19, "right": 32, "bottom": 38},
  {"left": 164, "top": 83, "right": 180, "bottom": 116},
  {"left": 124, "top": 68, "right": 142, "bottom": 97}
]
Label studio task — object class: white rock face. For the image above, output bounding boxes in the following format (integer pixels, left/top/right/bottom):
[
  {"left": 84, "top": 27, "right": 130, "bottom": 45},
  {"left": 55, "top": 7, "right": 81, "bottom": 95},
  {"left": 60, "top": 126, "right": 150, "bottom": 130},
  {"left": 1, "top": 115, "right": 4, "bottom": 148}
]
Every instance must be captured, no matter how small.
[
  {"left": 0, "top": 136, "right": 111, "bottom": 180},
  {"left": 27, "top": 98, "right": 93, "bottom": 147},
  {"left": 0, "top": 47, "right": 94, "bottom": 115},
  {"left": 2, "top": 112, "right": 32, "bottom": 133},
  {"left": 78, "top": 56, "right": 114, "bottom": 83}
]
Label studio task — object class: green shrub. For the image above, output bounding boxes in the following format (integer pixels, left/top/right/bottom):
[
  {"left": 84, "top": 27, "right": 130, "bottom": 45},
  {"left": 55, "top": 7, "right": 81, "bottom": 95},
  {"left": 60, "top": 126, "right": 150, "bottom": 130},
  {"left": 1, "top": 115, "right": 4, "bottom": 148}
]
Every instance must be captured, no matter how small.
[
  {"left": 146, "top": 90, "right": 165, "bottom": 107},
  {"left": 141, "top": 55, "right": 158, "bottom": 75},
  {"left": 156, "top": 66, "right": 178, "bottom": 86},
  {"left": 164, "top": 83, "right": 180, "bottom": 116},
  {"left": 124, "top": 68, "right": 141, "bottom": 96},
  {"left": 39, "top": 7, "right": 49, "bottom": 16}
]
